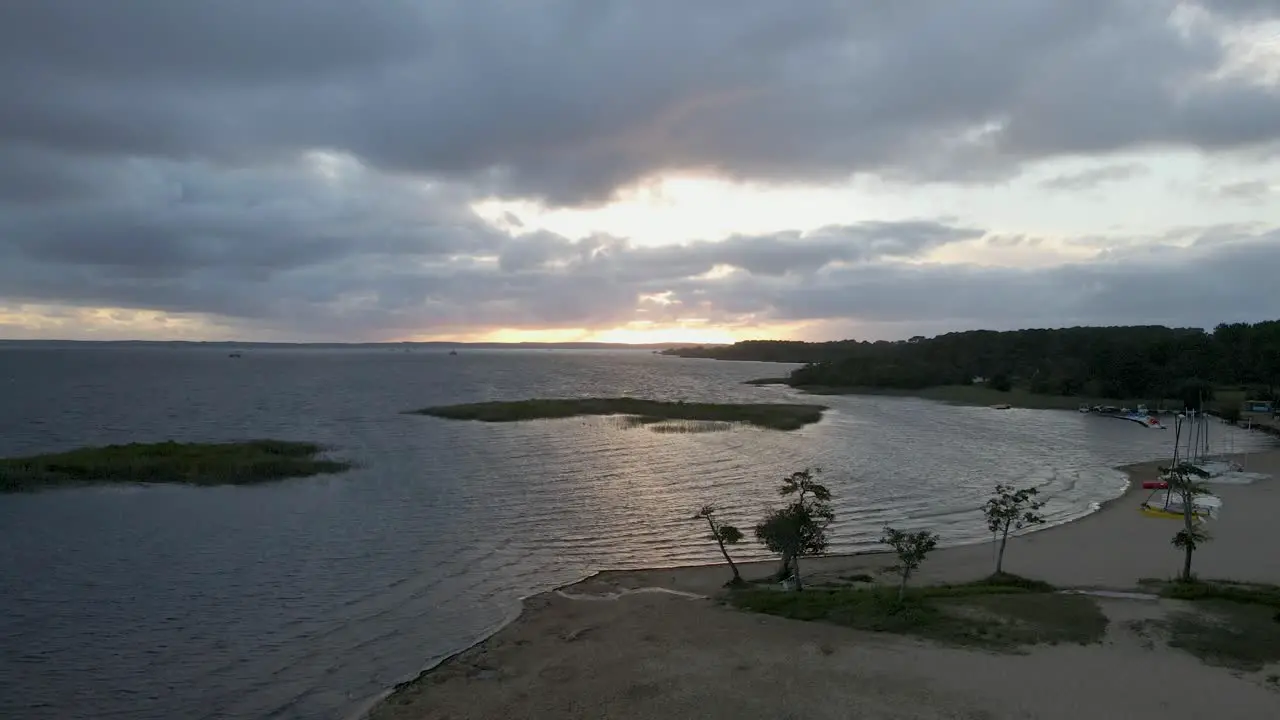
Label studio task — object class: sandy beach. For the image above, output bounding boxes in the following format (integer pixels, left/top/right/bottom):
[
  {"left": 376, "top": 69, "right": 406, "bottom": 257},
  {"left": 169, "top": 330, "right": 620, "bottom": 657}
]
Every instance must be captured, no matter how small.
[{"left": 370, "top": 450, "right": 1280, "bottom": 720}]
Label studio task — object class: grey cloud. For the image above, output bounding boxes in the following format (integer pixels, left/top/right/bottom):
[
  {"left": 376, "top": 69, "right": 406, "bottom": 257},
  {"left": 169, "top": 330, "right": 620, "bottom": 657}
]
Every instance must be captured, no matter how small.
[
  {"left": 1039, "top": 164, "right": 1149, "bottom": 191},
  {"left": 499, "top": 222, "right": 982, "bottom": 280},
  {"left": 671, "top": 230, "right": 1280, "bottom": 332},
  {"left": 985, "top": 234, "right": 1045, "bottom": 248},
  {"left": 3, "top": 0, "right": 1279, "bottom": 341},
  {"left": 1197, "top": 0, "right": 1280, "bottom": 18},
  {"left": 2, "top": 1, "right": 1279, "bottom": 205},
  {"left": 4, "top": 147, "right": 1276, "bottom": 340},
  {"left": 1216, "top": 180, "right": 1273, "bottom": 200},
  {"left": 0, "top": 148, "right": 978, "bottom": 339}
]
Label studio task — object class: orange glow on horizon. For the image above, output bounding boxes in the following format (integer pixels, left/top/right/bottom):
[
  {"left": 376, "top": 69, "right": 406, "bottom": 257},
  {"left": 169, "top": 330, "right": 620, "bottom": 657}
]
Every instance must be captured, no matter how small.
[
  {"left": 582, "top": 325, "right": 740, "bottom": 345},
  {"left": 406, "top": 322, "right": 801, "bottom": 345}
]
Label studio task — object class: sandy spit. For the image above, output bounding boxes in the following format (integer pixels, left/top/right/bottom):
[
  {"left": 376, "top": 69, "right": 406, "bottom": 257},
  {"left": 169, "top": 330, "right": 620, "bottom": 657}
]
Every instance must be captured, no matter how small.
[{"left": 368, "top": 451, "right": 1280, "bottom": 720}]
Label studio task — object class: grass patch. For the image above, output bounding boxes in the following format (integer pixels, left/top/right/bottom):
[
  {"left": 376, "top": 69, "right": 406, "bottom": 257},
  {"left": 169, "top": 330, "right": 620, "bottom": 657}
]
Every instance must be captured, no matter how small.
[
  {"left": 1133, "top": 579, "right": 1280, "bottom": 671},
  {"left": 924, "top": 573, "right": 1057, "bottom": 597},
  {"left": 1162, "top": 601, "right": 1280, "bottom": 672},
  {"left": 0, "top": 440, "right": 351, "bottom": 492},
  {"left": 1148, "top": 579, "right": 1280, "bottom": 610},
  {"left": 409, "top": 398, "right": 828, "bottom": 431},
  {"left": 728, "top": 575, "right": 1104, "bottom": 651}
]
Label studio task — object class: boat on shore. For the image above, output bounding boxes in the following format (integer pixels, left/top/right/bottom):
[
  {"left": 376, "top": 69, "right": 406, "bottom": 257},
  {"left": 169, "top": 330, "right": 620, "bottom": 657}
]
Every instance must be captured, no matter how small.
[{"left": 1140, "top": 492, "right": 1220, "bottom": 520}]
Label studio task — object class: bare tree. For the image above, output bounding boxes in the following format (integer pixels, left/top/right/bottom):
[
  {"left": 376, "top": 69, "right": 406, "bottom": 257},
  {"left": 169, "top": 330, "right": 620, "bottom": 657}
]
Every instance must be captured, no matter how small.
[
  {"left": 982, "top": 484, "right": 1045, "bottom": 575},
  {"left": 881, "top": 526, "right": 940, "bottom": 602},
  {"left": 692, "top": 504, "right": 745, "bottom": 586}
]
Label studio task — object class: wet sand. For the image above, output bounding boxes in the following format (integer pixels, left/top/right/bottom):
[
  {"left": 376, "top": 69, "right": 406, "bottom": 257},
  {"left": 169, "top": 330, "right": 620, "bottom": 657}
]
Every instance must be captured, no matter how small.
[{"left": 369, "top": 451, "right": 1280, "bottom": 720}]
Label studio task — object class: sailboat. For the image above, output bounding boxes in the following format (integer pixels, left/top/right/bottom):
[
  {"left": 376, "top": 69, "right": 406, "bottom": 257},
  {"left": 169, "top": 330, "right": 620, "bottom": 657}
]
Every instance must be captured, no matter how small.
[{"left": 1140, "top": 490, "right": 1221, "bottom": 520}]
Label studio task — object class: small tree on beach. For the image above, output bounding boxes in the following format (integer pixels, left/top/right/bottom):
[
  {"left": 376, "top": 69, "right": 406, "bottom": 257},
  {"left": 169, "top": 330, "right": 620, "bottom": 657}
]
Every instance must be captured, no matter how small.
[
  {"left": 692, "top": 504, "right": 745, "bottom": 586},
  {"left": 982, "top": 484, "right": 1045, "bottom": 575},
  {"left": 754, "top": 468, "right": 833, "bottom": 590},
  {"left": 881, "top": 526, "right": 940, "bottom": 602},
  {"left": 1163, "top": 463, "right": 1213, "bottom": 582}
]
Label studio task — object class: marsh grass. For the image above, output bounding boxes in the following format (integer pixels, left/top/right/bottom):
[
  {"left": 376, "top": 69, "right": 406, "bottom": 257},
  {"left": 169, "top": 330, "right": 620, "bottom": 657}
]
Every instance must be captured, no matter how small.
[
  {"left": 603, "top": 416, "right": 735, "bottom": 433},
  {"left": 410, "top": 398, "right": 828, "bottom": 431},
  {"left": 729, "top": 574, "right": 1106, "bottom": 651},
  {"left": 0, "top": 440, "right": 351, "bottom": 492},
  {"left": 646, "top": 420, "right": 735, "bottom": 433},
  {"left": 1139, "top": 578, "right": 1280, "bottom": 610},
  {"left": 1132, "top": 579, "right": 1280, "bottom": 670},
  {"left": 1159, "top": 602, "right": 1280, "bottom": 671}
]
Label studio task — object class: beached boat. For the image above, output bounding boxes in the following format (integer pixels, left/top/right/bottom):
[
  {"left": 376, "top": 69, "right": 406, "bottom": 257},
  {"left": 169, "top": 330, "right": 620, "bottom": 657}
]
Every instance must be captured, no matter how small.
[
  {"left": 1159, "top": 411, "right": 1269, "bottom": 484},
  {"left": 1140, "top": 491, "right": 1220, "bottom": 520},
  {"left": 1107, "top": 412, "right": 1165, "bottom": 429}
]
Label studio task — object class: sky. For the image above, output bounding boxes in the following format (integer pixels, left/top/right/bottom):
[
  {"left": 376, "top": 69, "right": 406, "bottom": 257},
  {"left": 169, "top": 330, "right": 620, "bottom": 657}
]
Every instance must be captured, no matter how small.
[{"left": 2, "top": 1, "right": 1280, "bottom": 344}]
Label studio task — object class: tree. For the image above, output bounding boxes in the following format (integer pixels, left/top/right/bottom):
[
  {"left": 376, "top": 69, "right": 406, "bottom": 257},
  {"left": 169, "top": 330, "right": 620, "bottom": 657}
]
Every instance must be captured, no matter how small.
[
  {"left": 692, "top": 504, "right": 745, "bottom": 586},
  {"left": 982, "top": 484, "right": 1045, "bottom": 575},
  {"left": 1163, "top": 463, "right": 1212, "bottom": 582},
  {"left": 754, "top": 468, "right": 833, "bottom": 590},
  {"left": 881, "top": 526, "right": 940, "bottom": 602}
]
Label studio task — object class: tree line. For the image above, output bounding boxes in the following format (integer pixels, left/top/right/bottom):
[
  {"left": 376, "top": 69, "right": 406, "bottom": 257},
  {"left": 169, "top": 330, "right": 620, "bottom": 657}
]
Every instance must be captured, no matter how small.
[{"left": 665, "top": 322, "right": 1280, "bottom": 403}]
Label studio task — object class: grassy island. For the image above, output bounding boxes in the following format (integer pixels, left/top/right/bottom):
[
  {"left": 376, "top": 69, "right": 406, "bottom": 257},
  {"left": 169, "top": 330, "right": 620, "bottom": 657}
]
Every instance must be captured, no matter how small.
[
  {"left": 409, "top": 398, "right": 828, "bottom": 431},
  {"left": 0, "top": 440, "right": 351, "bottom": 492}
]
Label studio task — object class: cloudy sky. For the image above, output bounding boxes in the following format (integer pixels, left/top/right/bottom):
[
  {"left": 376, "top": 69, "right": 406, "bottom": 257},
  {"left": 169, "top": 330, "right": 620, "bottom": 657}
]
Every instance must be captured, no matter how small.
[{"left": 3, "top": 1, "right": 1280, "bottom": 343}]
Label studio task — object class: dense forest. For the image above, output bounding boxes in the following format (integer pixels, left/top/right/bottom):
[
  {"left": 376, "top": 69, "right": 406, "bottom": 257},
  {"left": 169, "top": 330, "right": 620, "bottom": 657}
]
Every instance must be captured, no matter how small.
[{"left": 665, "top": 322, "right": 1280, "bottom": 404}]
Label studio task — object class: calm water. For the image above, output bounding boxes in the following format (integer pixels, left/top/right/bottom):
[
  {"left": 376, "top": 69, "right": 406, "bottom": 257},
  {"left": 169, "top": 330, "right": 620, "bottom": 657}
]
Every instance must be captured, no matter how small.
[{"left": 1, "top": 348, "right": 1272, "bottom": 720}]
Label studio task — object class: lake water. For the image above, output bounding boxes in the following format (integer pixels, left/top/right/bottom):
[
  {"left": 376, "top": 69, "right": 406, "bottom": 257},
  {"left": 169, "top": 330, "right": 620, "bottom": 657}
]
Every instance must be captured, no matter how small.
[{"left": 1, "top": 347, "right": 1273, "bottom": 720}]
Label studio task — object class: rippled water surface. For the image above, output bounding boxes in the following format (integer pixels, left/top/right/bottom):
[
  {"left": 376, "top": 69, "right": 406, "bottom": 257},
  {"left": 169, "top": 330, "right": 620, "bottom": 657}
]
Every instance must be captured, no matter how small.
[{"left": 1, "top": 347, "right": 1272, "bottom": 720}]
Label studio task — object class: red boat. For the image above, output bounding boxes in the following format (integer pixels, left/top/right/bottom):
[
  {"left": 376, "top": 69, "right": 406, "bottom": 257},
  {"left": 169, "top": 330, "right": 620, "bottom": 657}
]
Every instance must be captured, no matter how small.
[{"left": 1141, "top": 480, "right": 1169, "bottom": 490}]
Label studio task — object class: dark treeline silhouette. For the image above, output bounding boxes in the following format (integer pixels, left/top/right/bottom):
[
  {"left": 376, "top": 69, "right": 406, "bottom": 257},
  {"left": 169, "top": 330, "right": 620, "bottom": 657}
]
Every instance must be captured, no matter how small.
[{"left": 665, "top": 322, "right": 1280, "bottom": 402}]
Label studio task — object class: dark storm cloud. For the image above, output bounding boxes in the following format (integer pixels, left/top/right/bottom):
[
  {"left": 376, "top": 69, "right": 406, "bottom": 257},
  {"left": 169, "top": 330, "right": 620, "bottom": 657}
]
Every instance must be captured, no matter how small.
[
  {"left": 0, "top": 153, "right": 978, "bottom": 336},
  {"left": 2, "top": 1, "right": 1278, "bottom": 205},
  {"left": 2, "top": 0, "right": 1279, "bottom": 339},
  {"left": 3, "top": 152, "right": 1276, "bottom": 337}
]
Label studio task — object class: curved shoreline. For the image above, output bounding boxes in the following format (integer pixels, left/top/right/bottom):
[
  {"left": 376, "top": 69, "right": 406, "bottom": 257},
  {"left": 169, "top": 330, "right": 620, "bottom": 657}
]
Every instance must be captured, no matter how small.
[{"left": 360, "top": 451, "right": 1251, "bottom": 719}]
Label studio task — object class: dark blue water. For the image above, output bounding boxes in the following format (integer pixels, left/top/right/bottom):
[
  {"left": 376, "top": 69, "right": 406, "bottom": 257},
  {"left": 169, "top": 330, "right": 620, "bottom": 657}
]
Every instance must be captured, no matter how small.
[{"left": 1, "top": 348, "right": 1270, "bottom": 719}]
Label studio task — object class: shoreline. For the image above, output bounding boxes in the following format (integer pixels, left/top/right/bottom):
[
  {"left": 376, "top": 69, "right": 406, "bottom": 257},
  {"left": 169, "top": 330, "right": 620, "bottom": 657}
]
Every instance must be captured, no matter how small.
[{"left": 363, "top": 450, "right": 1279, "bottom": 718}]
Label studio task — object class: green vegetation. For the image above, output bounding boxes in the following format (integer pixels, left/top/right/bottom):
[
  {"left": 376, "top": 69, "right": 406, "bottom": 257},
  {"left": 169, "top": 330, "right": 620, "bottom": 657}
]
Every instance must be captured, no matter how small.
[
  {"left": 0, "top": 440, "right": 351, "bottom": 492},
  {"left": 881, "top": 526, "right": 940, "bottom": 601},
  {"left": 753, "top": 469, "right": 834, "bottom": 589},
  {"left": 666, "top": 322, "right": 1280, "bottom": 412},
  {"left": 1145, "top": 578, "right": 1280, "bottom": 610},
  {"left": 729, "top": 574, "right": 1106, "bottom": 651},
  {"left": 409, "top": 398, "right": 827, "bottom": 431},
  {"left": 1134, "top": 579, "right": 1280, "bottom": 670},
  {"left": 693, "top": 504, "right": 746, "bottom": 586},
  {"left": 1161, "top": 602, "right": 1280, "bottom": 672},
  {"left": 1162, "top": 463, "right": 1214, "bottom": 582},
  {"left": 796, "top": 384, "right": 1175, "bottom": 409},
  {"left": 983, "top": 484, "right": 1046, "bottom": 575}
]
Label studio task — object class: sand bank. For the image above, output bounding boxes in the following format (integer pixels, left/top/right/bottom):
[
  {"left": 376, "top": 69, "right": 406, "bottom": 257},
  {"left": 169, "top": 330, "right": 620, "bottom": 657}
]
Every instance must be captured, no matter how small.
[{"left": 370, "top": 451, "right": 1280, "bottom": 720}]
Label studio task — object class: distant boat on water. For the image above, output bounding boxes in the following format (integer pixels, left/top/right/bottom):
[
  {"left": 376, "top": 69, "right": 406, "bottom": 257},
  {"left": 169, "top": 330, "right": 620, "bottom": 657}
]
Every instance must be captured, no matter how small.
[
  {"left": 228, "top": 352, "right": 242, "bottom": 358},
  {"left": 449, "top": 350, "right": 458, "bottom": 356}
]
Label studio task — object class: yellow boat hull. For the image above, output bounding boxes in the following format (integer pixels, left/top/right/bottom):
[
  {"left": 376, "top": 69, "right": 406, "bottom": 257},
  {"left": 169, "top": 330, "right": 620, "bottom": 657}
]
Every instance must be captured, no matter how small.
[{"left": 1139, "top": 505, "right": 1206, "bottom": 521}]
